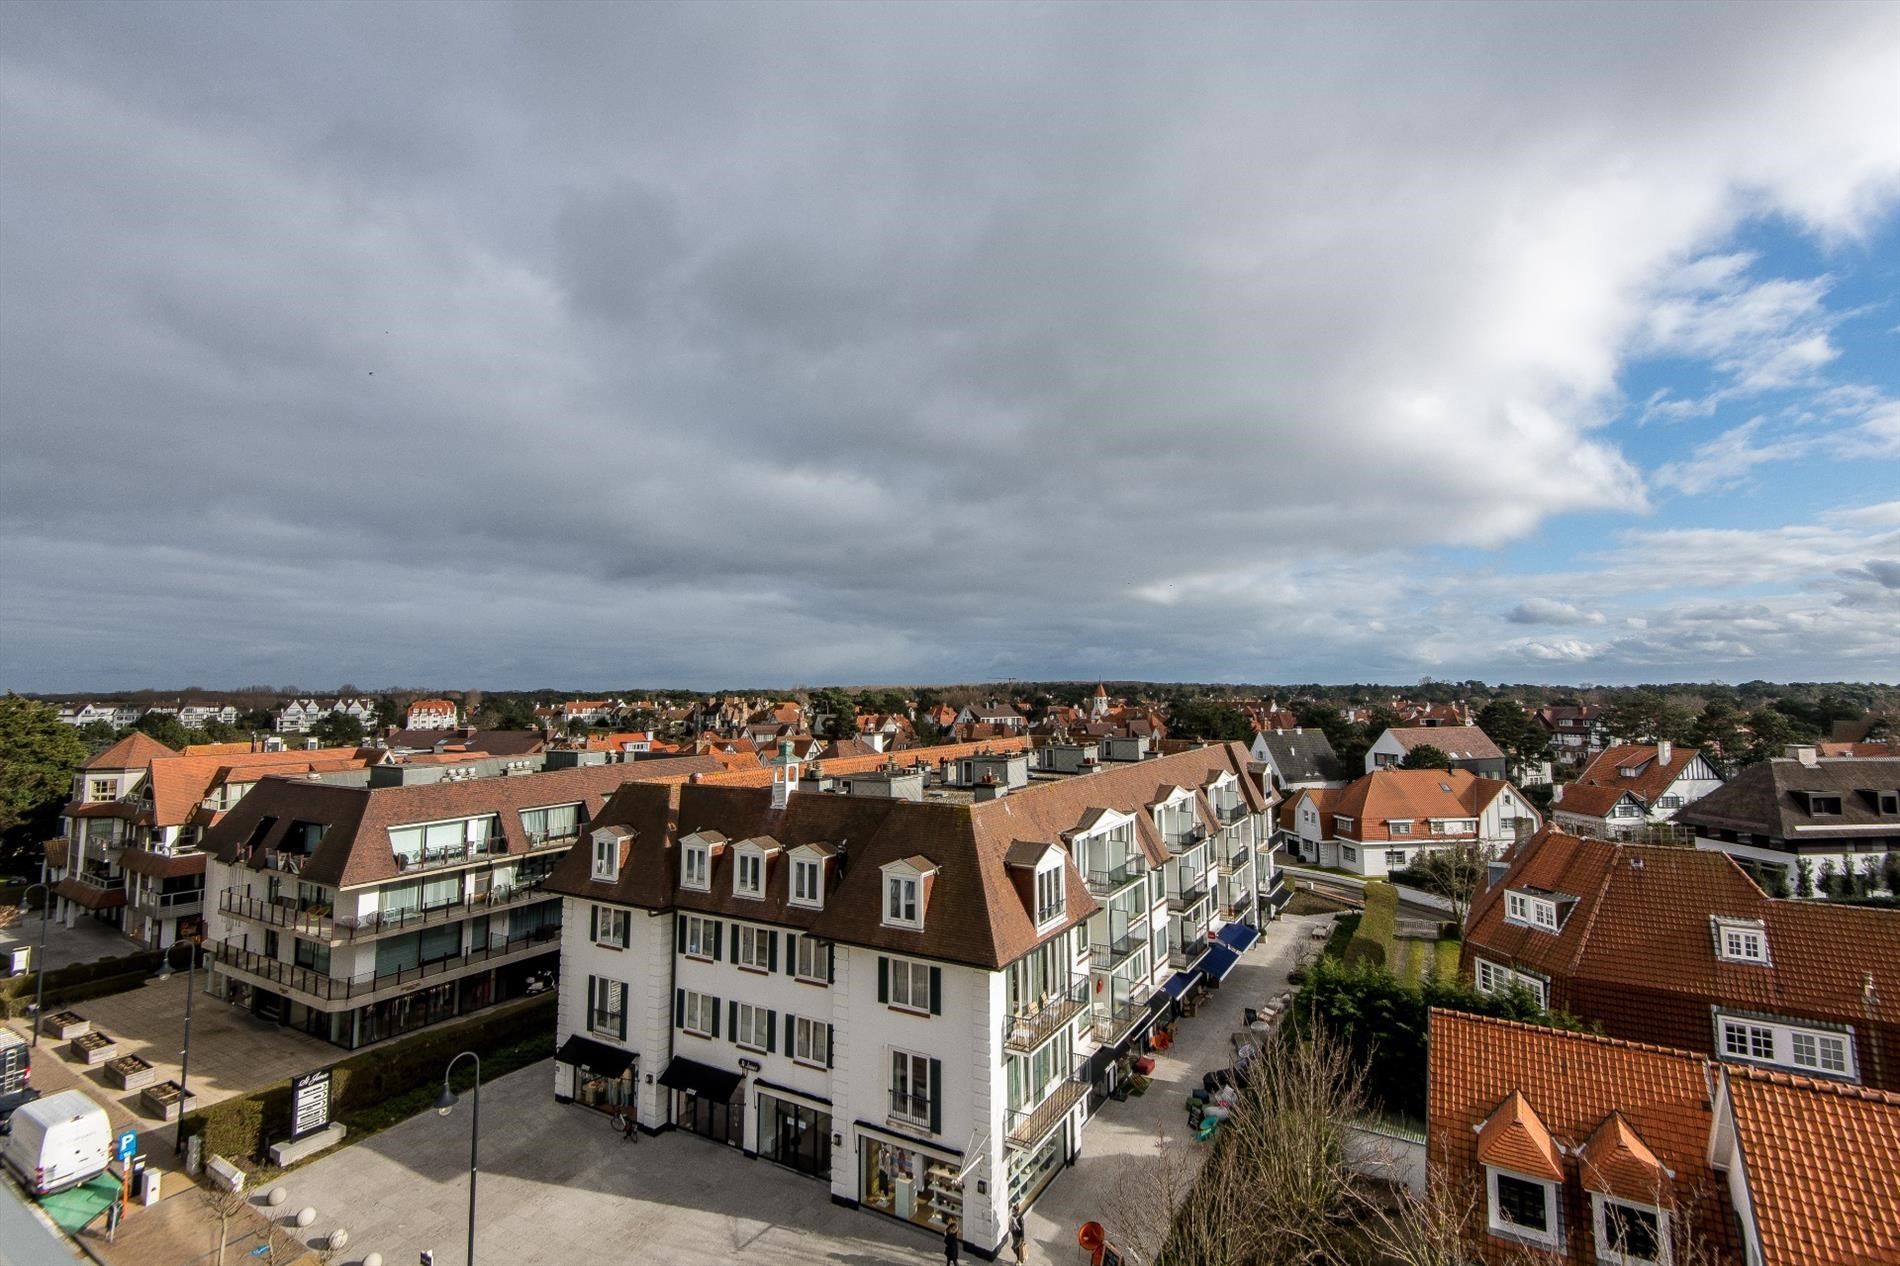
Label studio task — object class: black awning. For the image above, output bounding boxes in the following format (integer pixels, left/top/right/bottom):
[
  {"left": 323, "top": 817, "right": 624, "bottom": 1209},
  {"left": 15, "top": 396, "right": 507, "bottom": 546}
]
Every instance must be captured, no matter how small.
[
  {"left": 657, "top": 1056, "right": 744, "bottom": 1102},
  {"left": 556, "top": 1034, "right": 635, "bottom": 1078}
]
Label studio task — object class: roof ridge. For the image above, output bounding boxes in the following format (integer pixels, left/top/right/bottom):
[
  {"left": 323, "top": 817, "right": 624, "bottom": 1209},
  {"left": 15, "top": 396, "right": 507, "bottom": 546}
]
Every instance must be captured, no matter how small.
[
  {"left": 1432, "top": 1007, "right": 1706, "bottom": 1062},
  {"left": 1727, "top": 1063, "right": 1900, "bottom": 1105}
]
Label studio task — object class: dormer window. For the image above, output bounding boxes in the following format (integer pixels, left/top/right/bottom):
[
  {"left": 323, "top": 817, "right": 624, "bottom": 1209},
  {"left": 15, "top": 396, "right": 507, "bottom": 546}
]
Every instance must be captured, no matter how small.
[
  {"left": 1713, "top": 917, "right": 1769, "bottom": 965},
  {"left": 793, "top": 858, "right": 821, "bottom": 905},
  {"left": 1505, "top": 891, "right": 1560, "bottom": 932},
  {"left": 1807, "top": 794, "right": 1842, "bottom": 816},
  {"left": 1334, "top": 815, "right": 1355, "bottom": 834},
  {"left": 591, "top": 832, "right": 620, "bottom": 883},
  {"left": 682, "top": 843, "right": 709, "bottom": 890},
  {"left": 1034, "top": 864, "right": 1064, "bottom": 927},
  {"left": 1388, "top": 820, "right": 1413, "bottom": 836},
  {"left": 887, "top": 875, "right": 919, "bottom": 926},
  {"left": 735, "top": 851, "right": 763, "bottom": 899}
]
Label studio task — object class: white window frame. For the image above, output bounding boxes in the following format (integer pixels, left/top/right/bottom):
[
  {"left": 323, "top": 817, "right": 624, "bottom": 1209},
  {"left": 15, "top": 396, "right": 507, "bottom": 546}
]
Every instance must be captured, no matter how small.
[
  {"left": 88, "top": 778, "right": 117, "bottom": 802},
  {"left": 885, "top": 874, "right": 921, "bottom": 928},
  {"left": 891, "top": 1048, "right": 932, "bottom": 1124},
  {"left": 681, "top": 844, "right": 709, "bottom": 891},
  {"left": 794, "top": 934, "right": 827, "bottom": 983},
  {"left": 1716, "top": 1013, "right": 1857, "bottom": 1080},
  {"left": 592, "top": 835, "right": 619, "bottom": 883},
  {"left": 590, "top": 977, "right": 627, "bottom": 1037},
  {"left": 1485, "top": 1166, "right": 1559, "bottom": 1248},
  {"left": 733, "top": 1001, "right": 769, "bottom": 1052},
  {"left": 1385, "top": 849, "right": 1407, "bottom": 869},
  {"left": 1388, "top": 820, "right": 1413, "bottom": 836},
  {"left": 793, "top": 1016, "right": 829, "bottom": 1068},
  {"left": 1592, "top": 1192, "right": 1669, "bottom": 1265},
  {"left": 735, "top": 851, "right": 764, "bottom": 899},
  {"left": 594, "top": 905, "right": 630, "bottom": 949},
  {"left": 888, "top": 956, "right": 932, "bottom": 1013},
  {"left": 1713, "top": 918, "right": 1769, "bottom": 965},
  {"left": 1034, "top": 863, "right": 1065, "bottom": 928},
  {"left": 1505, "top": 891, "right": 1560, "bottom": 932},
  {"left": 1475, "top": 958, "right": 1549, "bottom": 1008},
  {"left": 683, "top": 914, "right": 716, "bottom": 960},
  {"left": 681, "top": 989, "right": 716, "bottom": 1038},
  {"left": 791, "top": 858, "right": 823, "bottom": 907},
  {"left": 735, "top": 924, "right": 770, "bottom": 971}
]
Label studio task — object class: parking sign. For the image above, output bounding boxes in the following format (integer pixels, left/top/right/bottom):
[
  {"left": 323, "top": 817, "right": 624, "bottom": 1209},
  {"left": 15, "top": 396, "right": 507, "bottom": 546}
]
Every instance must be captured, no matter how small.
[{"left": 116, "top": 1130, "right": 139, "bottom": 1162}]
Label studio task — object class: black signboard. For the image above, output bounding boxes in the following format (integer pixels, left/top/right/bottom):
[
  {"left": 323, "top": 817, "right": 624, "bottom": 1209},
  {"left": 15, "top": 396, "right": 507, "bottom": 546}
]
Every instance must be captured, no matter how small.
[{"left": 290, "top": 1070, "right": 332, "bottom": 1141}]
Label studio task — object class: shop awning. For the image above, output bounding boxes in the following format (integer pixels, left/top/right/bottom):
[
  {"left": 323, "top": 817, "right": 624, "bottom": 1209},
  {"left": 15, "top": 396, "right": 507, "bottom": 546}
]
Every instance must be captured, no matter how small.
[
  {"left": 1200, "top": 943, "right": 1241, "bottom": 984},
  {"left": 657, "top": 1056, "right": 744, "bottom": 1102},
  {"left": 556, "top": 1034, "right": 635, "bottom": 1078},
  {"left": 1217, "top": 921, "right": 1259, "bottom": 953},
  {"left": 1163, "top": 969, "right": 1203, "bottom": 1000}
]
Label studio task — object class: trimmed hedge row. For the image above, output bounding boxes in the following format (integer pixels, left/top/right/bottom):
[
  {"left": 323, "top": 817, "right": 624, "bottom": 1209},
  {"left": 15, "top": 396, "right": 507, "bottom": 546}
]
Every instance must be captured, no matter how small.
[
  {"left": 184, "top": 993, "right": 557, "bottom": 1167},
  {"left": 1343, "top": 881, "right": 1399, "bottom": 969},
  {"left": 0, "top": 950, "right": 164, "bottom": 1018}
]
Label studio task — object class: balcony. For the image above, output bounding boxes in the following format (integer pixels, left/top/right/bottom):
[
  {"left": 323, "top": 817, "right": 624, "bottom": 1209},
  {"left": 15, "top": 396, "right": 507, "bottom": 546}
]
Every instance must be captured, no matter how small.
[
  {"left": 1084, "top": 856, "right": 1145, "bottom": 898},
  {"left": 522, "top": 829, "right": 581, "bottom": 853},
  {"left": 391, "top": 839, "right": 509, "bottom": 874},
  {"left": 1006, "top": 1073, "right": 1090, "bottom": 1150},
  {"left": 1169, "top": 939, "right": 1209, "bottom": 970},
  {"left": 888, "top": 1090, "right": 933, "bottom": 1127},
  {"left": 1167, "top": 872, "right": 1211, "bottom": 912},
  {"left": 75, "top": 870, "right": 123, "bottom": 892},
  {"left": 1002, "top": 977, "right": 1089, "bottom": 1053},
  {"left": 137, "top": 888, "right": 204, "bottom": 914},
  {"left": 209, "top": 923, "right": 561, "bottom": 1008},
  {"left": 1088, "top": 929, "right": 1145, "bottom": 972},
  {"left": 1216, "top": 850, "right": 1254, "bottom": 878},
  {"left": 1213, "top": 802, "right": 1247, "bottom": 825},
  {"left": 221, "top": 880, "right": 555, "bottom": 943},
  {"left": 1091, "top": 998, "right": 1145, "bottom": 1046},
  {"left": 1165, "top": 823, "right": 1207, "bottom": 852},
  {"left": 219, "top": 891, "right": 337, "bottom": 939}
]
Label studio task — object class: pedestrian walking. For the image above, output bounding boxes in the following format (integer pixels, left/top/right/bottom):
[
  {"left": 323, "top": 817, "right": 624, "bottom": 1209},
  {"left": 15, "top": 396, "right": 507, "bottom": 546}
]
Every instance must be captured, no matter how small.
[
  {"left": 1009, "top": 1205, "right": 1026, "bottom": 1265},
  {"left": 943, "top": 1218, "right": 960, "bottom": 1265}
]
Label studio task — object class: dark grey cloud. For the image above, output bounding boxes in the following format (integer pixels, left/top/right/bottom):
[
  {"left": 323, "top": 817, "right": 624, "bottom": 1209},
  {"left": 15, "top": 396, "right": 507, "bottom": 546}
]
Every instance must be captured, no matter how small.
[
  {"left": 2, "top": 1, "right": 1899, "bottom": 690},
  {"left": 1841, "top": 558, "right": 1900, "bottom": 588}
]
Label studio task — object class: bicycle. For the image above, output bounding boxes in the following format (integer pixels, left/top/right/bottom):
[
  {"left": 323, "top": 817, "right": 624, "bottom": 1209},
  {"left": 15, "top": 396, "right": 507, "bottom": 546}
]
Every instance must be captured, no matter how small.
[{"left": 609, "top": 1110, "right": 638, "bottom": 1142}]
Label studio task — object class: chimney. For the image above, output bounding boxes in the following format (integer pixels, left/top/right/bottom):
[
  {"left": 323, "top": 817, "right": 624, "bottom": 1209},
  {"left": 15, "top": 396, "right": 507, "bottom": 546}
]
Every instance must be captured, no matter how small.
[
  {"left": 1786, "top": 745, "right": 1819, "bottom": 767},
  {"left": 1656, "top": 739, "right": 1672, "bottom": 765}
]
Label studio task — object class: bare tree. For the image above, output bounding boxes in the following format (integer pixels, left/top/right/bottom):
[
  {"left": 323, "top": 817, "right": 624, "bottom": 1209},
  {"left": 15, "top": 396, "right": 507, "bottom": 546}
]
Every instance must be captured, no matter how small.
[
  {"left": 1412, "top": 843, "right": 1488, "bottom": 927},
  {"left": 197, "top": 1182, "right": 249, "bottom": 1266}
]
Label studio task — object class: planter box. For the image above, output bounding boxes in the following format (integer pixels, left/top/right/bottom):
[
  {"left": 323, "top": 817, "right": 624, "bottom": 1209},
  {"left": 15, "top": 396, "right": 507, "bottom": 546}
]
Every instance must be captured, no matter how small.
[
  {"left": 105, "top": 1054, "right": 158, "bottom": 1090},
  {"left": 70, "top": 1031, "right": 118, "bottom": 1066},
  {"left": 46, "top": 1011, "right": 91, "bottom": 1040},
  {"left": 141, "top": 1080, "right": 199, "bottom": 1123}
]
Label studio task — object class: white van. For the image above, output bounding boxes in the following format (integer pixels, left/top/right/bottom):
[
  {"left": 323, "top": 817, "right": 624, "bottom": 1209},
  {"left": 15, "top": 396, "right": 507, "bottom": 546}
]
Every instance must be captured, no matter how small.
[{"left": 2, "top": 1090, "right": 112, "bottom": 1195}]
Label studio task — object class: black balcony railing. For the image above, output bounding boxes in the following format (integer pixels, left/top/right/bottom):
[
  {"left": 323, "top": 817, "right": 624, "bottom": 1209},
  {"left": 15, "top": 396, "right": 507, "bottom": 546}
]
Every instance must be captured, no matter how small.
[
  {"left": 1092, "top": 998, "right": 1144, "bottom": 1045},
  {"left": 1006, "top": 1073, "right": 1089, "bottom": 1149},
  {"left": 1168, "top": 872, "right": 1211, "bottom": 911},
  {"left": 210, "top": 923, "right": 560, "bottom": 1005},
  {"left": 1089, "top": 931, "right": 1142, "bottom": 971},
  {"left": 1084, "top": 857, "right": 1144, "bottom": 896},
  {"left": 392, "top": 839, "right": 509, "bottom": 873},
  {"left": 1002, "top": 976, "right": 1089, "bottom": 1052},
  {"left": 1166, "top": 823, "right": 1207, "bottom": 851},
  {"left": 1214, "top": 803, "right": 1247, "bottom": 825},
  {"left": 221, "top": 881, "right": 555, "bottom": 943},
  {"left": 889, "top": 1090, "right": 933, "bottom": 1124}
]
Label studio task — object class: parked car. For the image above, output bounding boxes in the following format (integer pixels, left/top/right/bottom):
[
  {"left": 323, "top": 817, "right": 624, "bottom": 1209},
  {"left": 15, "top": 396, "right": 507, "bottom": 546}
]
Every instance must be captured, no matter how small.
[
  {"left": 2, "top": 1090, "right": 111, "bottom": 1195},
  {"left": 0, "top": 1029, "right": 38, "bottom": 1130}
]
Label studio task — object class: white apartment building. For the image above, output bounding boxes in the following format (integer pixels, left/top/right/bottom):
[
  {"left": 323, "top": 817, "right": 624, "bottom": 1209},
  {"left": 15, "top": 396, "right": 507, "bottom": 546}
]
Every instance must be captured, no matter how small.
[
  {"left": 548, "top": 742, "right": 1276, "bottom": 1259},
  {"left": 199, "top": 754, "right": 716, "bottom": 1047}
]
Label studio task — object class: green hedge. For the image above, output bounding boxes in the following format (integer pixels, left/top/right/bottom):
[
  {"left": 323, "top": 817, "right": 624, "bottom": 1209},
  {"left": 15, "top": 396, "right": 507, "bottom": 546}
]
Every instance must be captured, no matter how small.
[
  {"left": 1343, "top": 881, "right": 1398, "bottom": 969},
  {"left": 0, "top": 950, "right": 164, "bottom": 1017},
  {"left": 183, "top": 994, "right": 557, "bottom": 1168}
]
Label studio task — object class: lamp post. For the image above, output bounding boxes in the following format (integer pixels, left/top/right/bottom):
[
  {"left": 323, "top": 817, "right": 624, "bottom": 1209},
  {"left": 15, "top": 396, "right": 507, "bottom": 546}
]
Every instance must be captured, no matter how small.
[
  {"left": 434, "top": 1051, "right": 481, "bottom": 1266},
  {"left": 152, "top": 938, "right": 200, "bottom": 1153},
  {"left": 18, "top": 883, "right": 51, "bottom": 1048}
]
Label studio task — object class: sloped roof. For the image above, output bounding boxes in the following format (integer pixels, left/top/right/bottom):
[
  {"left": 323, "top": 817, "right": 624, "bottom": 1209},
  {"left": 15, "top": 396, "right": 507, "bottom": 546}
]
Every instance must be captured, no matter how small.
[
  {"left": 698, "top": 735, "right": 1032, "bottom": 787},
  {"left": 1475, "top": 1089, "right": 1565, "bottom": 1181},
  {"left": 554, "top": 742, "right": 1263, "bottom": 971},
  {"left": 1379, "top": 725, "right": 1504, "bottom": 762},
  {"left": 1329, "top": 768, "right": 1512, "bottom": 827},
  {"left": 1253, "top": 729, "right": 1343, "bottom": 784},
  {"left": 1466, "top": 828, "right": 1900, "bottom": 1035},
  {"left": 84, "top": 732, "right": 178, "bottom": 770},
  {"left": 202, "top": 755, "right": 720, "bottom": 888},
  {"left": 1572, "top": 743, "right": 1714, "bottom": 807},
  {"left": 1675, "top": 756, "right": 1900, "bottom": 841},
  {"left": 1550, "top": 781, "right": 1644, "bottom": 819},
  {"left": 1576, "top": 1111, "right": 1671, "bottom": 1202},
  {"left": 145, "top": 747, "right": 373, "bottom": 827},
  {"left": 1722, "top": 1067, "right": 1900, "bottom": 1266}
]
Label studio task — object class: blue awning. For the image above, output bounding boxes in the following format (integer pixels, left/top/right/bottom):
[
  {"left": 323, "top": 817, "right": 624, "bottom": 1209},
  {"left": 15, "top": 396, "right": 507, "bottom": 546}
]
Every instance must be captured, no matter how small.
[
  {"left": 1217, "top": 921, "right": 1260, "bottom": 953},
  {"left": 1200, "top": 943, "right": 1240, "bottom": 983},
  {"left": 1163, "top": 969, "right": 1203, "bottom": 1000}
]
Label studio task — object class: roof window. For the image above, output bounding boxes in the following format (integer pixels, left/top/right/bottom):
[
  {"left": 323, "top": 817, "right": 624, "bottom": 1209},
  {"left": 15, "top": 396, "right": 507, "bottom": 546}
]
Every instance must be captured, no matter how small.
[{"left": 1712, "top": 916, "right": 1769, "bottom": 965}]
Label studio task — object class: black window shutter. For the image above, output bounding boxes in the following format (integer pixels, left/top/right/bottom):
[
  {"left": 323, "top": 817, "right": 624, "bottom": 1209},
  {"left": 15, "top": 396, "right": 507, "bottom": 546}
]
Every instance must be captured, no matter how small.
[
  {"left": 618, "top": 990, "right": 628, "bottom": 1041},
  {"left": 826, "top": 1024, "right": 834, "bottom": 1068},
  {"left": 929, "top": 966, "right": 942, "bottom": 1015},
  {"left": 785, "top": 1012, "right": 795, "bottom": 1053},
  {"left": 827, "top": 944, "right": 836, "bottom": 983},
  {"left": 713, "top": 922, "right": 723, "bottom": 961},
  {"left": 589, "top": 906, "right": 599, "bottom": 941},
  {"left": 587, "top": 976, "right": 597, "bottom": 1028},
  {"left": 728, "top": 999, "right": 737, "bottom": 1040},
  {"left": 765, "top": 1010, "right": 777, "bottom": 1053},
  {"left": 676, "top": 917, "right": 687, "bottom": 954},
  {"left": 711, "top": 997, "right": 721, "bottom": 1039},
  {"left": 877, "top": 955, "right": 889, "bottom": 1003},
  {"left": 785, "top": 931, "right": 797, "bottom": 975},
  {"left": 768, "top": 932, "right": 779, "bottom": 973},
  {"left": 929, "top": 1058, "right": 942, "bottom": 1133},
  {"left": 675, "top": 987, "right": 685, "bottom": 1028}
]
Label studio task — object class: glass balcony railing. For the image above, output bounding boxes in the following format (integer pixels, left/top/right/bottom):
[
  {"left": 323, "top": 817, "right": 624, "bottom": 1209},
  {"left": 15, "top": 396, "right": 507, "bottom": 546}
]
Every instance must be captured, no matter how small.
[{"left": 1084, "top": 856, "right": 1145, "bottom": 896}]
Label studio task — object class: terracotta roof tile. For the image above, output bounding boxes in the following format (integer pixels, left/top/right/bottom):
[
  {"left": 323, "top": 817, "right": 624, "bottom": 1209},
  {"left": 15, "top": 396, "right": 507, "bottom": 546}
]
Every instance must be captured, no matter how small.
[
  {"left": 1381, "top": 725, "right": 1505, "bottom": 762},
  {"left": 1576, "top": 1111, "right": 1670, "bottom": 1202},
  {"left": 1475, "top": 1089, "right": 1565, "bottom": 1181},
  {"left": 84, "top": 732, "right": 178, "bottom": 770},
  {"left": 1571, "top": 743, "right": 1711, "bottom": 807}
]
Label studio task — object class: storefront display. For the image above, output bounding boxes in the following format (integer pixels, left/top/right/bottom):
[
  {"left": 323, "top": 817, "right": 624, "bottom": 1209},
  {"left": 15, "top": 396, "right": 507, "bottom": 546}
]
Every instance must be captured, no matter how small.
[
  {"left": 861, "top": 1138, "right": 962, "bottom": 1229},
  {"left": 1008, "top": 1121, "right": 1067, "bottom": 1210},
  {"left": 759, "top": 1093, "right": 830, "bottom": 1179}
]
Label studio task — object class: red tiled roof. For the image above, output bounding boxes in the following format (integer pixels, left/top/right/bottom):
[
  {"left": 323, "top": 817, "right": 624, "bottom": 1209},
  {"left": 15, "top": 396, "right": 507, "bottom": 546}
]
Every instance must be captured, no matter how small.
[
  {"left": 1475, "top": 1089, "right": 1565, "bottom": 1181},
  {"left": 1570, "top": 743, "right": 1710, "bottom": 808},
  {"left": 84, "top": 732, "right": 178, "bottom": 770},
  {"left": 1720, "top": 1067, "right": 1900, "bottom": 1266},
  {"left": 1381, "top": 725, "right": 1504, "bottom": 762},
  {"left": 1576, "top": 1111, "right": 1670, "bottom": 1202}
]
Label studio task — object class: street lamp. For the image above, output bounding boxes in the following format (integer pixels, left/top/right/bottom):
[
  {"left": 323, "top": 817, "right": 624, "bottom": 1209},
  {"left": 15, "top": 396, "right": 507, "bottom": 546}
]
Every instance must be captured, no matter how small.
[
  {"left": 151, "top": 939, "right": 201, "bottom": 1153},
  {"left": 17, "top": 884, "right": 51, "bottom": 1048},
  {"left": 435, "top": 1050, "right": 481, "bottom": 1266}
]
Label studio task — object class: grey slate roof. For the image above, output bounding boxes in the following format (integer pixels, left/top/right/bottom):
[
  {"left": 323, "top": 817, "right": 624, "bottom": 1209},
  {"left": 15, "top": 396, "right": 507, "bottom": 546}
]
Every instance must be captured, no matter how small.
[
  {"left": 1674, "top": 756, "right": 1900, "bottom": 841},
  {"left": 1254, "top": 729, "right": 1344, "bottom": 784}
]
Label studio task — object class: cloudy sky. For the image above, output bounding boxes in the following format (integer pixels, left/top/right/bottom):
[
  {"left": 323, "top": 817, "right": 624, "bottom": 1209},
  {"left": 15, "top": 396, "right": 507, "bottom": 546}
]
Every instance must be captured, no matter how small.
[{"left": 4, "top": 2, "right": 1899, "bottom": 693}]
